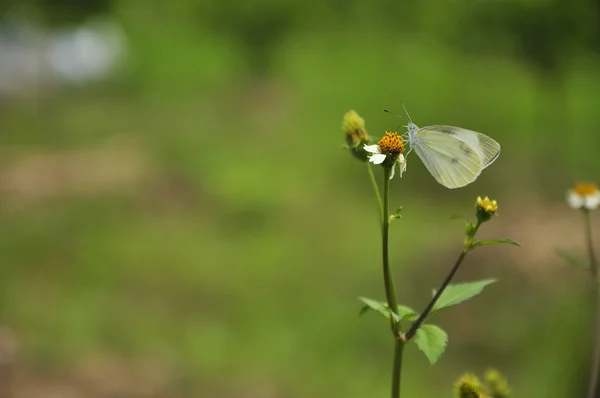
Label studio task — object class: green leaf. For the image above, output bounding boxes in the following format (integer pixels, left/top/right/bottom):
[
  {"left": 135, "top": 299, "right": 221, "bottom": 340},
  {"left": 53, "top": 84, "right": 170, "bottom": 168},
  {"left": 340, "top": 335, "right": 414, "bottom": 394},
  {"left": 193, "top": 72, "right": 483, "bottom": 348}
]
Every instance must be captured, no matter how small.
[
  {"left": 556, "top": 248, "right": 587, "bottom": 268},
  {"left": 432, "top": 279, "right": 498, "bottom": 313},
  {"left": 358, "top": 298, "right": 418, "bottom": 323},
  {"left": 413, "top": 324, "right": 448, "bottom": 364},
  {"left": 397, "top": 305, "right": 418, "bottom": 321},
  {"left": 359, "top": 297, "right": 391, "bottom": 318},
  {"left": 473, "top": 238, "right": 520, "bottom": 248}
]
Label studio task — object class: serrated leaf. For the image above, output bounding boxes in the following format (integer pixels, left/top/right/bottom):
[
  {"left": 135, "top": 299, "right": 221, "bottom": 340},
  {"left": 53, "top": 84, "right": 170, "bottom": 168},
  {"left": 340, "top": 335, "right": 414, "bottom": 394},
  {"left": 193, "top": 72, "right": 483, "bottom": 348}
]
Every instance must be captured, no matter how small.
[
  {"left": 474, "top": 238, "right": 520, "bottom": 248},
  {"left": 556, "top": 248, "right": 587, "bottom": 268},
  {"left": 413, "top": 324, "right": 448, "bottom": 364},
  {"left": 431, "top": 279, "right": 497, "bottom": 313}
]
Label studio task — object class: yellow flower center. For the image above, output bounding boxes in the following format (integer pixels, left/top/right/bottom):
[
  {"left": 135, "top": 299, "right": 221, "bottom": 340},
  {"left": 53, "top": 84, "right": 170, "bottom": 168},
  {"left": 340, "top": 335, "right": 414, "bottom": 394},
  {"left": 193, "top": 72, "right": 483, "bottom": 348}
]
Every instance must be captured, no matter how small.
[
  {"left": 574, "top": 182, "right": 599, "bottom": 197},
  {"left": 377, "top": 131, "right": 404, "bottom": 157},
  {"left": 477, "top": 196, "right": 498, "bottom": 214}
]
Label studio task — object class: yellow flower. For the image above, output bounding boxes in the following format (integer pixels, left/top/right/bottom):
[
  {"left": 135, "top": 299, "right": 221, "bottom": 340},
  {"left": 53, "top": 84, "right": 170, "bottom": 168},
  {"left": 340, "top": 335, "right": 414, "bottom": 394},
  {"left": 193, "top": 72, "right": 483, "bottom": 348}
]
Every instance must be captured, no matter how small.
[
  {"left": 364, "top": 132, "right": 407, "bottom": 179},
  {"left": 476, "top": 196, "right": 498, "bottom": 222},
  {"left": 454, "top": 373, "right": 485, "bottom": 398},
  {"left": 567, "top": 182, "right": 600, "bottom": 210},
  {"left": 484, "top": 369, "right": 510, "bottom": 398}
]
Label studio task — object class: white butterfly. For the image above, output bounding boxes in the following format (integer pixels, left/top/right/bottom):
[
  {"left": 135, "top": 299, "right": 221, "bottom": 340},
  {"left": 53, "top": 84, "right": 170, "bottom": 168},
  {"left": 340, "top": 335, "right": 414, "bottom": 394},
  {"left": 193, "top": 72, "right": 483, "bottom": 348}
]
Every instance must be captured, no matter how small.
[{"left": 401, "top": 109, "right": 501, "bottom": 189}]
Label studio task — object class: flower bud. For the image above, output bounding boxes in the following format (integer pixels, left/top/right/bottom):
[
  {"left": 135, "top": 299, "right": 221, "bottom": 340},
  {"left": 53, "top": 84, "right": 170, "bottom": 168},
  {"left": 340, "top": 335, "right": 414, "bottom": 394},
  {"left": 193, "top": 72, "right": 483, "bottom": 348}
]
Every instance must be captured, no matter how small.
[
  {"left": 476, "top": 196, "right": 498, "bottom": 223},
  {"left": 485, "top": 369, "right": 510, "bottom": 398},
  {"left": 454, "top": 373, "right": 485, "bottom": 398},
  {"left": 342, "top": 110, "right": 371, "bottom": 161}
]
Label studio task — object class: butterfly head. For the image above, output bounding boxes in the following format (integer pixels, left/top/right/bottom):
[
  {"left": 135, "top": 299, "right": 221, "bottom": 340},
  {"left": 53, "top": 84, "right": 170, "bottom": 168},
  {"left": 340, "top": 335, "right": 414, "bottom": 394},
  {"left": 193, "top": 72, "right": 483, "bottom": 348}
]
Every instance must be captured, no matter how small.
[{"left": 406, "top": 122, "right": 419, "bottom": 144}]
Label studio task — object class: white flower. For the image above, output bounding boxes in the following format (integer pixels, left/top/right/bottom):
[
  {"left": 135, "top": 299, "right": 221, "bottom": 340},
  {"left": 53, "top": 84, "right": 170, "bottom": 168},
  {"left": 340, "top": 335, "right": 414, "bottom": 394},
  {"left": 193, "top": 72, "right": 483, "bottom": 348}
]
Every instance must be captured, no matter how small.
[
  {"left": 363, "top": 131, "right": 407, "bottom": 180},
  {"left": 567, "top": 183, "right": 600, "bottom": 210},
  {"left": 364, "top": 144, "right": 406, "bottom": 179}
]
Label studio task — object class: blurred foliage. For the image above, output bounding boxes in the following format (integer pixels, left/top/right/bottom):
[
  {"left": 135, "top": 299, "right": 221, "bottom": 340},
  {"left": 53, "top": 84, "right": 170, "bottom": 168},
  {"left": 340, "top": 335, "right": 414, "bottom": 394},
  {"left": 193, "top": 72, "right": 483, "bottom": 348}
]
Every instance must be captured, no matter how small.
[
  {"left": 6, "top": 0, "right": 599, "bottom": 77},
  {"left": 0, "top": 0, "right": 112, "bottom": 25}
]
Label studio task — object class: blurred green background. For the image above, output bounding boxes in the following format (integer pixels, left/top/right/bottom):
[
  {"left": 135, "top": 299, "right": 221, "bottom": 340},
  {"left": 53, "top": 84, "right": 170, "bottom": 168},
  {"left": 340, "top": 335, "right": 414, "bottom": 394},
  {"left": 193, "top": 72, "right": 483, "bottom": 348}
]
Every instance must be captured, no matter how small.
[{"left": 0, "top": 0, "right": 599, "bottom": 396}]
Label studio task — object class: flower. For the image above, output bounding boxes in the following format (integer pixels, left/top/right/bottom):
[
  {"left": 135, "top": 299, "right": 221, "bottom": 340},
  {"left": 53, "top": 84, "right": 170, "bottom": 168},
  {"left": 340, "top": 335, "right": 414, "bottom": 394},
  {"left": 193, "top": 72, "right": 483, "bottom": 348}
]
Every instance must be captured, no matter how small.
[
  {"left": 454, "top": 373, "right": 485, "bottom": 398},
  {"left": 476, "top": 196, "right": 498, "bottom": 222},
  {"left": 484, "top": 369, "right": 510, "bottom": 398},
  {"left": 342, "top": 110, "right": 371, "bottom": 162},
  {"left": 364, "top": 131, "right": 406, "bottom": 179},
  {"left": 567, "top": 182, "right": 600, "bottom": 210}
]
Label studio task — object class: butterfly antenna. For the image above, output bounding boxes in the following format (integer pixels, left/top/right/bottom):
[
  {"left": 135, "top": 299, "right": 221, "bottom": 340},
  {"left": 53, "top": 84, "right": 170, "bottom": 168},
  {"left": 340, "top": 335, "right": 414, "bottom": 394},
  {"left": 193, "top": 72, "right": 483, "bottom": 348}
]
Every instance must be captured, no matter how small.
[
  {"left": 383, "top": 109, "right": 407, "bottom": 132},
  {"left": 401, "top": 101, "right": 413, "bottom": 124},
  {"left": 383, "top": 108, "right": 405, "bottom": 120}
]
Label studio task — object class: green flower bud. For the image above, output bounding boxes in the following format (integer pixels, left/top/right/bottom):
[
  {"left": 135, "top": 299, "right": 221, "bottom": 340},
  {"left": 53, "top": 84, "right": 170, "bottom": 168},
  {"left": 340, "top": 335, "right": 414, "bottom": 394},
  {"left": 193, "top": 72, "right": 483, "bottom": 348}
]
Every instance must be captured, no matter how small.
[
  {"left": 454, "top": 373, "right": 485, "bottom": 398},
  {"left": 342, "top": 110, "right": 371, "bottom": 161},
  {"left": 485, "top": 369, "right": 510, "bottom": 398}
]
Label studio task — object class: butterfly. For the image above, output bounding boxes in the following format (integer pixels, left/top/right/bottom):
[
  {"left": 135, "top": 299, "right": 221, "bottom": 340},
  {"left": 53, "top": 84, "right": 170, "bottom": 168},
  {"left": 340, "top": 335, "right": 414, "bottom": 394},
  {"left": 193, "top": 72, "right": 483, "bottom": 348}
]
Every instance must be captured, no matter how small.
[{"left": 393, "top": 105, "right": 501, "bottom": 189}]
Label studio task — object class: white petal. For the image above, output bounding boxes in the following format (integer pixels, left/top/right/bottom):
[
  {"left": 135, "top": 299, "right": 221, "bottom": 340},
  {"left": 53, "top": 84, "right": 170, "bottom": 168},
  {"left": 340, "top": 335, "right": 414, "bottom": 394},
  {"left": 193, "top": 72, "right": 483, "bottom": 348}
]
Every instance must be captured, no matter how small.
[
  {"left": 397, "top": 155, "right": 407, "bottom": 177},
  {"left": 369, "top": 153, "right": 387, "bottom": 164},
  {"left": 585, "top": 193, "right": 600, "bottom": 210},
  {"left": 567, "top": 191, "right": 584, "bottom": 209},
  {"left": 363, "top": 144, "right": 381, "bottom": 154},
  {"left": 389, "top": 165, "right": 395, "bottom": 179}
]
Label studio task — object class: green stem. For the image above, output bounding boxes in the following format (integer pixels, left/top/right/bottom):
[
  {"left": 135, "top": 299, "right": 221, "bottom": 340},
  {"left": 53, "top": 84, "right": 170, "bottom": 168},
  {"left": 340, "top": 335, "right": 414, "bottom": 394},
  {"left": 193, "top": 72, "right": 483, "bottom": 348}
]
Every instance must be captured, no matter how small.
[
  {"left": 584, "top": 209, "right": 600, "bottom": 398},
  {"left": 382, "top": 168, "right": 399, "bottom": 322},
  {"left": 367, "top": 162, "right": 383, "bottom": 228},
  {"left": 471, "top": 221, "right": 482, "bottom": 240},
  {"left": 405, "top": 221, "right": 481, "bottom": 341},
  {"left": 381, "top": 168, "right": 402, "bottom": 398},
  {"left": 391, "top": 340, "right": 404, "bottom": 398}
]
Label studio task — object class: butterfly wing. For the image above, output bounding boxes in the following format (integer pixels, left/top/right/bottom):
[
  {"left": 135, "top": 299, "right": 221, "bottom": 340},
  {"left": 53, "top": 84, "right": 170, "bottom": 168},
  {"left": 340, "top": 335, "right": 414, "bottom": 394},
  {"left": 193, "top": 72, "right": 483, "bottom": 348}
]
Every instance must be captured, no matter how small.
[
  {"left": 417, "top": 125, "right": 500, "bottom": 168},
  {"left": 411, "top": 130, "right": 484, "bottom": 189}
]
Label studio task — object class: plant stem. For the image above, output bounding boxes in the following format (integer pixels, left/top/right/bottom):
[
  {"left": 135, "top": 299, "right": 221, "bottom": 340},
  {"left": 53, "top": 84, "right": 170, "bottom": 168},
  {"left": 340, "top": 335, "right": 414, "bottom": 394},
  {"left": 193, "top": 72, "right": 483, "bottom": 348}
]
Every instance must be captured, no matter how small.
[
  {"left": 381, "top": 168, "right": 402, "bottom": 398},
  {"left": 382, "top": 168, "right": 399, "bottom": 322},
  {"left": 405, "top": 251, "right": 467, "bottom": 340},
  {"left": 367, "top": 163, "right": 383, "bottom": 228},
  {"left": 584, "top": 209, "right": 600, "bottom": 398},
  {"left": 391, "top": 339, "right": 404, "bottom": 398},
  {"left": 405, "top": 221, "right": 481, "bottom": 341}
]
